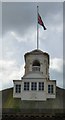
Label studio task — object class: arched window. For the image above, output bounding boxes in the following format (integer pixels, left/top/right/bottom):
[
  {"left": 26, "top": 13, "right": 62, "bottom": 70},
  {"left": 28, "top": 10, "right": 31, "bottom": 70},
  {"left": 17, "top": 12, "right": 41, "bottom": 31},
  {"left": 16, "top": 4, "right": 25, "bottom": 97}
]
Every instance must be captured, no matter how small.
[
  {"left": 33, "top": 60, "right": 40, "bottom": 66},
  {"left": 32, "top": 60, "right": 40, "bottom": 71}
]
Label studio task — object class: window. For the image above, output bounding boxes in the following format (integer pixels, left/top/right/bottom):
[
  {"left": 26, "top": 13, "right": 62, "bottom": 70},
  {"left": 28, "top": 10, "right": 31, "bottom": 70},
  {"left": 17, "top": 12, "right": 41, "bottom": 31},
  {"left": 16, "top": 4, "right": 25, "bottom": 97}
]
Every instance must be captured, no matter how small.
[
  {"left": 31, "top": 82, "right": 37, "bottom": 91},
  {"left": 39, "top": 82, "right": 44, "bottom": 91},
  {"left": 32, "top": 66, "right": 40, "bottom": 71},
  {"left": 48, "top": 85, "right": 53, "bottom": 94},
  {"left": 32, "top": 60, "right": 40, "bottom": 71},
  {"left": 15, "top": 84, "right": 21, "bottom": 93},
  {"left": 24, "top": 82, "right": 29, "bottom": 91}
]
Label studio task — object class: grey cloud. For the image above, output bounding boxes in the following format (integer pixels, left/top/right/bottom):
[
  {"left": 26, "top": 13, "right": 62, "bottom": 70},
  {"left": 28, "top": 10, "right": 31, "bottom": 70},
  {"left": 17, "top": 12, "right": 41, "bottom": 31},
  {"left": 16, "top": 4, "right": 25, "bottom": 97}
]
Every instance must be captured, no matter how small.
[
  {"left": 63, "top": 1, "right": 65, "bottom": 89},
  {"left": 63, "top": 2, "right": 65, "bottom": 61},
  {"left": 2, "top": 2, "right": 63, "bottom": 89},
  {"left": 2, "top": 2, "right": 63, "bottom": 36},
  {"left": 50, "top": 69, "right": 63, "bottom": 88},
  {"left": 2, "top": 2, "right": 36, "bottom": 36},
  {"left": 0, "top": 2, "right": 2, "bottom": 37}
]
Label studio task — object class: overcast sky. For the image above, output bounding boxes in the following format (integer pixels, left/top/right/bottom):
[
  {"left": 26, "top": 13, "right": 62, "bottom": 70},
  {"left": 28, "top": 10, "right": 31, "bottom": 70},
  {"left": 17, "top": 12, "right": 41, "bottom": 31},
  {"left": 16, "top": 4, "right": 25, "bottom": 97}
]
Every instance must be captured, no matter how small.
[{"left": 1, "top": 2, "right": 65, "bottom": 90}]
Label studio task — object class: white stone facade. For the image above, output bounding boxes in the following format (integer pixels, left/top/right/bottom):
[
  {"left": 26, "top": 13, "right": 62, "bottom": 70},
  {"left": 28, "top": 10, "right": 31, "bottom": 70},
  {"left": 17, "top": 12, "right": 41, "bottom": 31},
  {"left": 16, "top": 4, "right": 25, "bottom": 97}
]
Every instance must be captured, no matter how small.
[{"left": 13, "top": 49, "right": 56, "bottom": 101}]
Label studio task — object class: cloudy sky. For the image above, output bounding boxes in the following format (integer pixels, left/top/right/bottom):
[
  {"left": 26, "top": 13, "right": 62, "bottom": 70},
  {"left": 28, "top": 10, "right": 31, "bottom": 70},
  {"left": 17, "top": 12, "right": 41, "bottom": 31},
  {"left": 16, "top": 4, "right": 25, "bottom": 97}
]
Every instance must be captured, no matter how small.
[{"left": 1, "top": 2, "right": 65, "bottom": 90}]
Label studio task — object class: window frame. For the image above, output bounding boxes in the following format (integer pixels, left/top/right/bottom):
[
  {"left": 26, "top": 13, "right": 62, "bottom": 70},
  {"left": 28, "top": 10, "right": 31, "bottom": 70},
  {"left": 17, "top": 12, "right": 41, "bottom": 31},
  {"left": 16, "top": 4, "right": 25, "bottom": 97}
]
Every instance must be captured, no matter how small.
[
  {"left": 15, "top": 84, "right": 21, "bottom": 93},
  {"left": 32, "top": 66, "right": 40, "bottom": 71},
  {"left": 48, "top": 85, "right": 54, "bottom": 94},
  {"left": 39, "top": 82, "right": 44, "bottom": 91},
  {"left": 24, "top": 82, "right": 29, "bottom": 91},
  {"left": 31, "top": 82, "right": 37, "bottom": 91},
  {"left": 32, "top": 60, "right": 40, "bottom": 72}
]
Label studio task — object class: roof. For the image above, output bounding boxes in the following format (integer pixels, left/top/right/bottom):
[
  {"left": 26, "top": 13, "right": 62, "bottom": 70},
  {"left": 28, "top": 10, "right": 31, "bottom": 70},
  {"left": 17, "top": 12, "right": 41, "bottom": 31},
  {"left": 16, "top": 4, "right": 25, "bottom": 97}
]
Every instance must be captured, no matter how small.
[
  {"left": 24, "top": 49, "right": 49, "bottom": 63},
  {"left": 2, "top": 87, "right": 65, "bottom": 112},
  {"left": 13, "top": 80, "right": 22, "bottom": 82},
  {"left": 24, "top": 49, "right": 49, "bottom": 56},
  {"left": 22, "top": 72, "right": 46, "bottom": 79}
]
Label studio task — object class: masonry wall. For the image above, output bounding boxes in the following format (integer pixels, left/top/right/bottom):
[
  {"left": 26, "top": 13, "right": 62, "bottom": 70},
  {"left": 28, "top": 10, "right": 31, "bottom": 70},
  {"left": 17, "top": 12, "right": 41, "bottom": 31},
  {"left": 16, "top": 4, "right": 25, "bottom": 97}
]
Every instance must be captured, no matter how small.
[{"left": 25, "top": 54, "right": 49, "bottom": 79}]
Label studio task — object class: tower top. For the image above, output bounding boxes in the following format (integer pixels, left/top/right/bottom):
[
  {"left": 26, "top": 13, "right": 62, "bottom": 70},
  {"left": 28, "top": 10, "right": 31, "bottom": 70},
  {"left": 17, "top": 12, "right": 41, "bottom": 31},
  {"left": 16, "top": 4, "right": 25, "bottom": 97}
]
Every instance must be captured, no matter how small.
[{"left": 24, "top": 49, "right": 49, "bottom": 64}]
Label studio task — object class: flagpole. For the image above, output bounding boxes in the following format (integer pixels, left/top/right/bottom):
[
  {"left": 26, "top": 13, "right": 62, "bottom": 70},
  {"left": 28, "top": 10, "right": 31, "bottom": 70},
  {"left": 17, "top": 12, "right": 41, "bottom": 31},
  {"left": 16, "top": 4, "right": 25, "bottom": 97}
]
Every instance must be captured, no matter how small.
[{"left": 37, "top": 6, "right": 39, "bottom": 49}]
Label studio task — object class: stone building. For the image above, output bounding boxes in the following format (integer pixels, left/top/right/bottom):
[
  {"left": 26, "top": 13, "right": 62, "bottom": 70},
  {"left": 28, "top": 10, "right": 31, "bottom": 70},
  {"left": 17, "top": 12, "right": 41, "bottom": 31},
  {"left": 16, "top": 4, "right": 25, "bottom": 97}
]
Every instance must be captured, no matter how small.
[{"left": 13, "top": 49, "right": 56, "bottom": 101}]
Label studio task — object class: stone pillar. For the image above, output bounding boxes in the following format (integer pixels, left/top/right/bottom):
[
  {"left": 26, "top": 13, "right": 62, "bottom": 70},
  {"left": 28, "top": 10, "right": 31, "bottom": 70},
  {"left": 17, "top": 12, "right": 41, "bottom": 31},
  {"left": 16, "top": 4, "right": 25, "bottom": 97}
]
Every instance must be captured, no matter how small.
[
  {"left": 29, "top": 63, "right": 32, "bottom": 72},
  {"left": 40, "top": 63, "right": 43, "bottom": 73}
]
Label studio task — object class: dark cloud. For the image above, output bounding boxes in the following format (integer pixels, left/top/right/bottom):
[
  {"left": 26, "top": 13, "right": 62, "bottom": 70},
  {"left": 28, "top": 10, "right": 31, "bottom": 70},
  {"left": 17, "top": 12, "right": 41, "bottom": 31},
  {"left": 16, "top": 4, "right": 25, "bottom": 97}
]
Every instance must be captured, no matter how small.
[
  {"left": 2, "top": 2, "right": 63, "bottom": 89},
  {"left": 2, "top": 2, "right": 36, "bottom": 36},
  {"left": 2, "top": 2, "right": 62, "bottom": 36}
]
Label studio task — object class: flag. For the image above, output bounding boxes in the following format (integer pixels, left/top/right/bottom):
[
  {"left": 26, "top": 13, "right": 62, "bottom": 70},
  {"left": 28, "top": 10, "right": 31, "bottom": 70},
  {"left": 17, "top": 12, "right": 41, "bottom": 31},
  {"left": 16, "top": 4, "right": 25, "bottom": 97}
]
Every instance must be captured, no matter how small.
[{"left": 38, "top": 13, "right": 46, "bottom": 30}]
